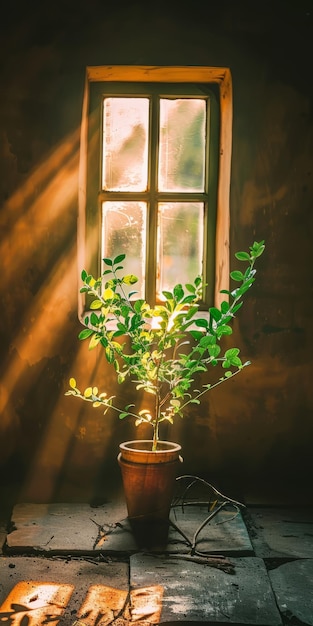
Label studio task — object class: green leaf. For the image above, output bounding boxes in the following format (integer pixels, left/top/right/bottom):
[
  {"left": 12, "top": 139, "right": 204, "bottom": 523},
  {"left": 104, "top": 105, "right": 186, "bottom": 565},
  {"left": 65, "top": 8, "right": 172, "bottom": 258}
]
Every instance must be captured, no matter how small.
[
  {"left": 89, "top": 334, "right": 101, "bottom": 350},
  {"left": 234, "top": 280, "right": 255, "bottom": 298},
  {"left": 90, "top": 312, "right": 99, "bottom": 326},
  {"left": 122, "top": 274, "right": 138, "bottom": 285},
  {"left": 111, "top": 341, "right": 122, "bottom": 352},
  {"left": 120, "top": 305, "right": 130, "bottom": 318},
  {"left": 225, "top": 348, "right": 240, "bottom": 358},
  {"left": 235, "top": 251, "right": 250, "bottom": 261},
  {"left": 182, "top": 294, "right": 197, "bottom": 305},
  {"left": 129, "top": 314, "right": 143, "bottom": 331},
  {"left": 113, "top": 253, "right": 126, "bottom": 264},
  {"left": 185, "top": 283, "right": 196, "bottom": 293},
  {"left": 103, "top": 287, "right": 115, "bottom": 300},
  {"left": 185, "top": 305, "right": 199, "bottom": 320},
  {"left": 84, "top": 274, "right": 92, "bottom": 285},
  {"left": 209, "top": 307, "right": 222, "bottom": 322},
  {"left": 232, "top": 302, "right": 243, "bottom": 313},
  {"left": 103, "top": 258, "right": 113, "bottom": 266},
  {"left": 221, "top": 300, "right": 230, "bottom": 314},
  {"left": 190, "top": 330, "right": 204, "bottom": 341},
  {"left": 90, "top": 299, "right": 103, "bottom": 309},
  {"left": 134, "top": 299, "right": 144, "bottom": 313},
  {"left": 78, "top": 328, "right": 93, "bottom": 340},
  {"left": 242, "top": 278, "right": 255, "bottom": 290},
  {"left": 216, "top": 324, "right": 232, "bottom": 337},
  {"left": 232, "top": 356, "right": 242, "bottom": 367},
  {"left": 105, "top": 346, "right": 114, "bottom": 363},
  {"left": 173, "top": 284, "right": 184, "bottom": 301},
  {"left": 162, "top": 290, "right": 173, "bottom": 301},
  {"left": 230, "top": 270, "right": 244, "bottom": 281},
  {"left": 194, "top": 318, "right": 208, "bottom": 329},
  {"left": 199, "top": 335, "right": 215, "bottom": 348},
  {"left": 251, "top": 240, "right": 265, "bottom": 258},
  {"left": 208, "top": 344, "right": 220, "bottom": 357},
  {"left": 113, "top": 329, "right": 126, "bottom": 337},
  {"left": 117, "top": 322, "right": 128, "bottom": 333}
]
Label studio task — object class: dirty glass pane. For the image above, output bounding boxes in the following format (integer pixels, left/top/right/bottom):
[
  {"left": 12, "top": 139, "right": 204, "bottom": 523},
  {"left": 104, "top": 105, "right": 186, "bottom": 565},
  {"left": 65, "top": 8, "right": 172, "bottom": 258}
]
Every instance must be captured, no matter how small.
[
  {"left": 157, "top": 202, "right": 203, "bottom": 296},
  {"left": 158, "top": 99, "right": 206, "bottom": 192},
  {"left": 102, "top": 201, "right": 146, "bottom": 297},
  {"left": 102, "top": 98, "right": 149, "bottom": 191}
]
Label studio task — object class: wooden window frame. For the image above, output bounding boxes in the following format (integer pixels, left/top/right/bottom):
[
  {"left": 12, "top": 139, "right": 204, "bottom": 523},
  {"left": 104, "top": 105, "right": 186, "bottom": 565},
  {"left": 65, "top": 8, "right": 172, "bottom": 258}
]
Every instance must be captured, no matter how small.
[{"left": 78, "top": 65, "right": 232, "bottom": 318}]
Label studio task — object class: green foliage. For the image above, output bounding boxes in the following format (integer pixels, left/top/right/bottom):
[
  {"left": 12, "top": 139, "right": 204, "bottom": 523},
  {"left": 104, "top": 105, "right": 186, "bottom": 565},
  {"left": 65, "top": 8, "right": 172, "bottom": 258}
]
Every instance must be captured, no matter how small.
[{"left": 66, "top": 242, "right": 265, "bottom": 450}]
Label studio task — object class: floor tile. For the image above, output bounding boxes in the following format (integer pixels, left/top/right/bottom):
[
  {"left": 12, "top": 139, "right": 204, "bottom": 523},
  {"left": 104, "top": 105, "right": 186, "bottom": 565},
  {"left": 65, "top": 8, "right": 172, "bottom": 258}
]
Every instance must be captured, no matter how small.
[
  {"left": 0, "top": 556, "right": 129, "bottom": 626},
  {"left": 246, "top": 507, "right": 313, "bottom": 558},
  {"left": 130, "top": 553, "right": 282, "bottom": 624},
  {"left": 6, "top": 502, "right": 137, "bottom": 554},
  {"left": 269, "top": 558, "right": 313, "bottom": 626},
  {"left": 169, "top": 504, "right": 254, "bottom": 555}
]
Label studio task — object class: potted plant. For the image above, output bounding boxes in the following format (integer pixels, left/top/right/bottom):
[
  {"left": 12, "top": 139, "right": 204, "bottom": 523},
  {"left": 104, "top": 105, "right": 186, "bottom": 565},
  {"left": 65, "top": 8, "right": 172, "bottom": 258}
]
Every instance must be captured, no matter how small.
[{"left": 66, "top": 240, "right": 265, "bottom": 544}]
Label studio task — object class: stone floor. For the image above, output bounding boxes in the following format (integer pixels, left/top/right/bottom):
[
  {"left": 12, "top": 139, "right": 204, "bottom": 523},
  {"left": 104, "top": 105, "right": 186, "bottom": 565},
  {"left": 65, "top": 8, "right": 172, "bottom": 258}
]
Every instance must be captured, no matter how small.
[{"left": 0, "top": 498, "right": 313, "bottom": 625}]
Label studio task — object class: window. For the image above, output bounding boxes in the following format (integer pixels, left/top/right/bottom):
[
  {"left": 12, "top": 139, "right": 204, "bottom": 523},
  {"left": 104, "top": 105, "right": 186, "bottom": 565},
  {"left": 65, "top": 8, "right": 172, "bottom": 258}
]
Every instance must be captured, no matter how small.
[{"left": 78, "top": 66, "right": 232, "bottom": 316}]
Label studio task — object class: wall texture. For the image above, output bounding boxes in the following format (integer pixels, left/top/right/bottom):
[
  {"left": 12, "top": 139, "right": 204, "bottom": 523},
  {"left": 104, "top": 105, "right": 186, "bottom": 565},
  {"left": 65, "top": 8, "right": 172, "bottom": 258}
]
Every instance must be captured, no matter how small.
[{"left": 0, "top": 0, "right": 312, "bottom": 506}]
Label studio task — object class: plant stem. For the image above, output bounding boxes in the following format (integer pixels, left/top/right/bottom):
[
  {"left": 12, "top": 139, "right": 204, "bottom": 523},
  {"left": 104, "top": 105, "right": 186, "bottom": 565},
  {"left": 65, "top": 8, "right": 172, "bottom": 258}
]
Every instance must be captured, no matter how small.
[{"left": 179, "top": 364, "right": 248, "bottom": 413}]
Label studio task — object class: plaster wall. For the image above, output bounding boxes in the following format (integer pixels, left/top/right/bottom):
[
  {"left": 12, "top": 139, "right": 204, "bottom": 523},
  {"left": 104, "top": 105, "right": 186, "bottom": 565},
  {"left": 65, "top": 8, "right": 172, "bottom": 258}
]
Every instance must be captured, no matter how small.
[{"left": 0, "top": 0, "right": 312, "bottom": 505}]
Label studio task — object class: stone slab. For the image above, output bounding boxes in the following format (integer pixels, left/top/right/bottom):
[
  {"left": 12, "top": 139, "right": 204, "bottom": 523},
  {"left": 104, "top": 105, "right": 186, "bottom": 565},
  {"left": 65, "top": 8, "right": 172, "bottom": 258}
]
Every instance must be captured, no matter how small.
[
  {"left": 169, "top": 504, "right": 254, "bottom": 555},
  {"left": 0, "top": 556, "right": 129, "bottom": 626},
  {"left": 6, "top": 502, "right": 139, "bottom": 554},
  {"left": 6, "top": 502, "right": 253, "bottom": 556},
  {"left": 130, "top": 553, "right": 283, "bottom": 624},
  {"left": 269, "top": 558, "right": 313, "bottom": 626},
  {"left": 246, "top": 507, "right": 313, "bottom": 558}
]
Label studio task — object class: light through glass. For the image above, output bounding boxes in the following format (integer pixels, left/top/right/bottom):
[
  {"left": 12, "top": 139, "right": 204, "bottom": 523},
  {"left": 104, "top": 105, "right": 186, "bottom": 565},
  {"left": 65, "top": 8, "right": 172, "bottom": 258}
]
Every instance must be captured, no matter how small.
[
  {"left": 157, "top": 202, "right": 204, "bottom": 296},
  {"left": 102, "top": 201, "right": 146, "bottom": 297},
  {"left": 158, "top": 98, "right": 206, "bottom": 192},
  {"left": 102, "top": 98, "right": 149, "bottom": 191}
]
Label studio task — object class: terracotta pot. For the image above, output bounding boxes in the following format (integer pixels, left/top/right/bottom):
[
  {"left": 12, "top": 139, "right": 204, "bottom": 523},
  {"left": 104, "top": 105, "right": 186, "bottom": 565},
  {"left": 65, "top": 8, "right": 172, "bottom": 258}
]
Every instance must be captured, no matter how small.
[{"left": 118, "top": 440, "right": 182, "bottom": 546}]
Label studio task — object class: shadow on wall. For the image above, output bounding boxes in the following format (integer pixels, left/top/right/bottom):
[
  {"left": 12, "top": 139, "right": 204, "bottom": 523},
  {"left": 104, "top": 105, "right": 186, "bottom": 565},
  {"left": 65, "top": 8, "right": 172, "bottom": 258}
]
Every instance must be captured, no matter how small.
[
  {"left": 0, "top": 126, "right": 88, "bottom": 501},
  {"left": 0, "top": 118, "right": 147, "bottom": 506}
]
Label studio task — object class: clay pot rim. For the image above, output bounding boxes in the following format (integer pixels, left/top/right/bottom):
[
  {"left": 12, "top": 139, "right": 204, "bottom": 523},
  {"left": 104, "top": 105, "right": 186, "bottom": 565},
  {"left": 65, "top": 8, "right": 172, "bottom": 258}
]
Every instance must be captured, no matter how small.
[{"left": 119, "top": 440, "right": 182, "bottom": 454}]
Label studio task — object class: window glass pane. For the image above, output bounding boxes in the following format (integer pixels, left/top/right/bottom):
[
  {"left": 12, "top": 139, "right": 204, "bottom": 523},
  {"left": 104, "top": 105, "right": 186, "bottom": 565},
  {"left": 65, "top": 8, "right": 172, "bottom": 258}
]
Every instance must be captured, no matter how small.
[
  {"left": 102, "top": 98, "right": 149, "bottom": 191},
  {"left": 157, "top": 202, "right": 203, "bottom": 296},
  {"left": 159, "top": 99, "right": 206, "bottom": 192},
  {"left": 102, "top": 201, "right": 146, "bottom": 297}
]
